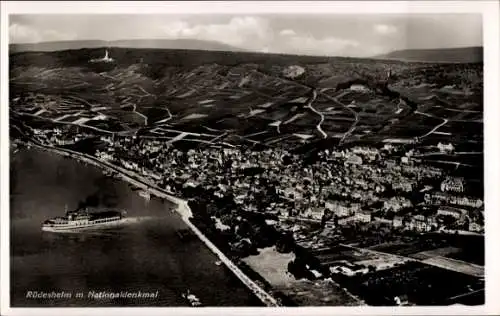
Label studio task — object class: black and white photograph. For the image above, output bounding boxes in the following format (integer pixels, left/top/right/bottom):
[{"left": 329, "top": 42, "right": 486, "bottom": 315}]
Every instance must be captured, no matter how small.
[{"left": 1, "top": 1, "right": 499, "bottom": 315}]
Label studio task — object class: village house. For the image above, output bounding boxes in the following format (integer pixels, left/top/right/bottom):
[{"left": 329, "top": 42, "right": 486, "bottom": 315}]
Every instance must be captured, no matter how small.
[
  {"left": 324, "top": 220, "right": 336, "bottom": 229},
  {"left": 325, "top": 201, "right": 352, "bottom": 217},
  {"left": 440, "top": 177, "right": 465, "bottom": 193},
  {"left": 437, "top": 142, "right": 455, "bottom": 153},
  {"left": 392, "top": 181, "right": 413, "bottom": 192},
  {"left": 437, "top": 206, "right": 465, "bottom": 219},
  {"left": 409, "top": 214, "right": 433, "bottom": 232},
  {"left": 384, "top": 196, "right": 412, "bottom": 212},
  {"left": 337, "top": 215, "right": 357, "bottom": 225},
  {"left": 303, "top": 207, "right": 324, "bottom": 220},
  {"left": 451, "top": 196, "right": 483, "bottom": 208},
  {"left": 468, "top": 221, "right": 483, "bottom": 233},
  {"left": 373, "top": 216, "right": 392, "bottom": 226},
  {"left": 393, "top": 216, "right": 404, "bottom": 228},
  {"left": 330, "top": 264, "right": 369, "bottom": 277},
  {"left": 424, "top": 192, "right": 449, "bottom": 204},
  {"left": 344, "top": 154, "right": 363, "bottom": 165},
  {"left": 354, "top": 210, "right": 372, "bottom": 223}
]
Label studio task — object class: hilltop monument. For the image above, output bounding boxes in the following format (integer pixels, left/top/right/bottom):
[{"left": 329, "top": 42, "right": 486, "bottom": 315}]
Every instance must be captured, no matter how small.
[{"left": 89, "top": 49, "right": 115, "bottom": 63}]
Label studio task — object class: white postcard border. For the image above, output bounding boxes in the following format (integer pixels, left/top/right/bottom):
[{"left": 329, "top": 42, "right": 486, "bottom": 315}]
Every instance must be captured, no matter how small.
[{"left": 1, "top": 1, "right": 498, "bottom": 316}]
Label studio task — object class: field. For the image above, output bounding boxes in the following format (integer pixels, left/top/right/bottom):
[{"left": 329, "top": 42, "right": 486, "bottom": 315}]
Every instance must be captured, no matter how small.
[
  {"left": 312, "top": 245, "right": 378, "bottom": 264},
  {"left": 10, "top": 47, "right": 483, "bottom": 156},
  {"left": 242, "top": 246, "right": 361, "bottom": 306},
  {"left": 420, "top": 256, "right": 484, "bottom": 278},
  {"left": 368, "top": 233, "right": 484, "bottom": 266},
  {"left": 368, "top": 241, "right": 446, "bottom": 256},
  {"left": 409, "top": 246, "right": 462, "bottom": 260},
  {"left": 242, "top": 247, "right": 297, "bottom": 288},
  {"left": 338, "top": 261, "right": 484, "bottom": 306},
  {"left": 310, "top": 245, "right": 409, "bottom": 272}
]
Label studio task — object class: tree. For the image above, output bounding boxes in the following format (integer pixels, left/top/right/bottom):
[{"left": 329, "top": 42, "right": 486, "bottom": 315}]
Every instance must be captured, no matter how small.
[
  {"left": 282, "top": 155, "right": 293, "bottom": 165},
  {"left": 320, "top": 209, "right": 333, "bottom": 227},
  {"left": 236, "top": 220, "right": 252, "bottom": 238},
  {"left": 287, "top": 258, "right": 314, "bottom": 280},
  {"left": 276, "top": 232, "right": 295, "bottom": 253}
]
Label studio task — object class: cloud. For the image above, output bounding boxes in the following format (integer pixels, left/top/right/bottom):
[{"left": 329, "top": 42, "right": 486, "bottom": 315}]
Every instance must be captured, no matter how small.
[
  {"left": 161, "top": 16, "right": 272, "bottom": 48},
  {"left": 9, "top": 23, "right": 77, "bottom": 43},
  {"left": 279, "top": 29, "right": 296, "bottom": 36},
  {"left": 367, "top": 45, "right": 387, "bottom": 56},
  {"left": 373, "top": 24, "right": 398, "bottom": 35},
  {"left": 284, "top": 34, "right": 360, "bottom": 56}
]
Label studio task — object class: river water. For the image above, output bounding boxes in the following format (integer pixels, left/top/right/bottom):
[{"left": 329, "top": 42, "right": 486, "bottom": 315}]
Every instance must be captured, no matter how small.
[{"left": 10, "top": 147, "right": 262, "bottom": 307}]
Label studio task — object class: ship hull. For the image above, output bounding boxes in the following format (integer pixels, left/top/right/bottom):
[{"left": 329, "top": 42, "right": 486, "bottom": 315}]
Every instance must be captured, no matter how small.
[{"left": 41, "top": 218, "right": 127, "bottom": 233}]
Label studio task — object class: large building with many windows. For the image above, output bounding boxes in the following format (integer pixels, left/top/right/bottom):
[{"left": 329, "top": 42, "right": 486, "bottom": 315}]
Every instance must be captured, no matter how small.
[{"left": 440, "top": 177, "right": 465, "bottom": 193}]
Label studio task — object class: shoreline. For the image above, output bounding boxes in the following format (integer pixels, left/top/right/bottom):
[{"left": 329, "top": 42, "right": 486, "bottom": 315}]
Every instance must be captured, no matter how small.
[{"left": 19, "top": 141, "right": 280, "bottom": 307}]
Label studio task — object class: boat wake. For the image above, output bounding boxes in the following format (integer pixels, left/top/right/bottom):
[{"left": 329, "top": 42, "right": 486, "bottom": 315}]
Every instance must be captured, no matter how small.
[{"left": 121, "top": 216, "right": 156, "bottom": 224}]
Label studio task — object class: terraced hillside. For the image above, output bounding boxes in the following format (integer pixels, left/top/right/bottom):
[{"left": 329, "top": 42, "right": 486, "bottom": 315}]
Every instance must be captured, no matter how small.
[{"left": 10, "top": 47, "right": 483, "bottom": 155}]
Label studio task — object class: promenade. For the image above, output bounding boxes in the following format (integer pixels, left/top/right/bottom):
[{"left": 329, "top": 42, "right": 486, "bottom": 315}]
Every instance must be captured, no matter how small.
[{"left": 25, "top": 141, "right": 280, "bottom": 307}]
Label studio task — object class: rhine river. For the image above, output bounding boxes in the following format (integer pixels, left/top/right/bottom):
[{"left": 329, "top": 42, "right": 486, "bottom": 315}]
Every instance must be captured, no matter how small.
[{"left": 10, "top": 147, "right": 262, "bottom": 307}]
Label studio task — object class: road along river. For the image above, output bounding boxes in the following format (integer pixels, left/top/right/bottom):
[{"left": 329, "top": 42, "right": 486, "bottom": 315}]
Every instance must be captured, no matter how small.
[{"left": 10, "top": 144, "right": 269, "bottom": 307}]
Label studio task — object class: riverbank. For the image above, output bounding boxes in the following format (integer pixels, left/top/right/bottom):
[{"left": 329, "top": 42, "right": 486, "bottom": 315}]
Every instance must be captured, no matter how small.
[{"left": 21, "top": 140, "right": 279, "bottom": 307}]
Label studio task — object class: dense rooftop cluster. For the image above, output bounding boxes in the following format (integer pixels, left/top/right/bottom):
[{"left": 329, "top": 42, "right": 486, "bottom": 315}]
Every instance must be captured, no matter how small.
[
  {"left": 88, "top": 135, "right": 484, "bottom": 237},
  {"left": 17, "top": 116, "right": 485, "bottom": 307}
]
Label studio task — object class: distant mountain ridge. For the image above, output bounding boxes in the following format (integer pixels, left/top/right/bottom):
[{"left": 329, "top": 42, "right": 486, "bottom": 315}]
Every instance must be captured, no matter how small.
[
  {"left": 374, "top": 46, "right": 483, "bottom": 63},
  {"left": 10, "top": 40, "right": 483, "bottom": 64},
  {"left": 9, "top": 39, "right": 247, "bottom": 53}
]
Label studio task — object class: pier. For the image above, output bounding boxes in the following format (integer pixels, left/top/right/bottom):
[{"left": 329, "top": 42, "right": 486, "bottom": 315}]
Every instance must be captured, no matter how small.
[
  {"left": 138, "top": 190, "right": 151, "bottom": 201},
  {"left": 24, "top": 141, "right": 280, "bottom": 307}
]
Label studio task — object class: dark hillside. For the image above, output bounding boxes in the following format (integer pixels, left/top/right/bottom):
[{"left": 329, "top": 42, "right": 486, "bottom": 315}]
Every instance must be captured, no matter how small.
[
  {"left": 10, "top": 47, "right": 410, "bottom": 70},
  {"left": 374, "top": 47, "right": 483, "bottom": 63},
  {"left": 9, "top": 39, "right": 246, "bottom": 53}
]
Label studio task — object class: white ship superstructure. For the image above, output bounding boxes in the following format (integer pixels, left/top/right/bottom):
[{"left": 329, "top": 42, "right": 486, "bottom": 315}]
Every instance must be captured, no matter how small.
[{"left": 41, "top": 207, "right": 126, "bottom": 232}]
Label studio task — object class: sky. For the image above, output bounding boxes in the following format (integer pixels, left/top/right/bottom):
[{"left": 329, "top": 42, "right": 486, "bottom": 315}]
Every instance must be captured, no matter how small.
[{"left": 9, "top": 14, "right": 483, "bottom": 57}]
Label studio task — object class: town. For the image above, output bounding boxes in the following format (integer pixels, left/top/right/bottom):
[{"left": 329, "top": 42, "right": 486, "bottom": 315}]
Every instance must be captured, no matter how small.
[
  {"left": 6, "top": 8, "right": 490, "bottom": 311},
  {"left": 32, "top": 128, "right": 484, "bottom": 236},
  {"left": 17, "top": 125, "right": 485, "bottom": 306}
]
